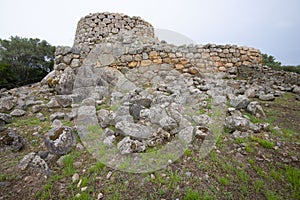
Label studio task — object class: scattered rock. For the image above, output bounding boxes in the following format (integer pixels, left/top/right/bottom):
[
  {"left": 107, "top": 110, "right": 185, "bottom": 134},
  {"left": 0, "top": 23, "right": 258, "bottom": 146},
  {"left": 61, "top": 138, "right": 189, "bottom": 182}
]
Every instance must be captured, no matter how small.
[
  {"left": 37, "top": 151, "right": 49, "bottom": 159},
  {"left": 31, "top": 105, "right": 43, "bottom": 113},
  {"left": 115, "top": 121, "right": 152, "bottom": 139},
  {"left": 177, "top": 126, "right": 194, "bottom": 144},
  {"left": 117, "top": 136, "right": 146, "bottom": 154},
  {"left": 0, "top": 97, "right": 14, "bottom": 112},
  {"left": 192, "top": 115, "right": 211, "bottom": 126},
  {"left": 10, "top": 109, "right": 26, "bottom": 117},
  {"left": 247, "top": 101, "right": 266, "bottom": 118},
  {"left": 106, "top": 171, "right": 113, "bottom": 179},
  {"left": 55, "top": 95, "right": 73, "bottom": 107},
  {"left": 36, "top": 112, "right": 46, "bottom": 121},
  {"left": 72, "top": 173, "right": 80, "bottom": 182},
  {"left": 44, "top": 126, "right": 76, "bottom": 156},
  {"left": 159, "top": 116, "right": 177, "bottom": 131},
  {"left": 0, "top": 129, "right": 25, "bottom": 152},
  {"left": 0, "top": 113, "right": 12, "bottom": 124},
  {"left": 46, "top": 97, "right": 60, "bottom": 108},
  {"left": 258, "top": 94, "right": 275, "bottom": 101},
  {"left": 230, "top": 95, "right": 250, "bottom": 109},
  {"left": 51, "top": 119, "right": 63, "bottom": 128},
  {"left": 50, "top": 112, "right": 65, "bottom": 121},
  {"left": 225, "top": 116, "right": 260, "bottom": 132},
  {"left": 19, "top": 152, "right": 51, "bottom": 174},
  {"left": 97, "top": 192, "right": 104, "bottom": 200}
]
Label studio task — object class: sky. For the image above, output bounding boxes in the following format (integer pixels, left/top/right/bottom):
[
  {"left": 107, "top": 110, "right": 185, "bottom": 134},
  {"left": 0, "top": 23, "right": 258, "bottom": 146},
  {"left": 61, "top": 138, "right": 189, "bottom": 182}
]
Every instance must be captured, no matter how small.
[{"left": 1, "top": 0, "right": 299, "bottom": 65}]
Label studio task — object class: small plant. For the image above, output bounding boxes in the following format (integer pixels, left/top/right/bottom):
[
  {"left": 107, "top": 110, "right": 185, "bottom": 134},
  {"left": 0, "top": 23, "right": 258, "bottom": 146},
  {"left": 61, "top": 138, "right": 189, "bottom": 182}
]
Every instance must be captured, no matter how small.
[
  {"left": 254, "top": 180, "right": 264, "bottom": 193},
  {"left": 62, "top": 154, "right": 76, "bottom": 176},
  {"left": 218, "top": 176, "right": 230, "bottom": 185},
  {"left": 88, "top": 162, "right": 105, "bottom": 174},
  {"left": 250, "top": 136, "right": 275, "bottom": 149},
  {"left": 183, "top": 189, "right": 200, "bottom": 200},
  {"left": 265, "top": 190, "right": 282, "bottom": 200},
  {"left": 184, "top": 149, "right": 192, "bottom": 157},
  {"left": 285, "top": 166, "right": 300, "bottom": 198}
]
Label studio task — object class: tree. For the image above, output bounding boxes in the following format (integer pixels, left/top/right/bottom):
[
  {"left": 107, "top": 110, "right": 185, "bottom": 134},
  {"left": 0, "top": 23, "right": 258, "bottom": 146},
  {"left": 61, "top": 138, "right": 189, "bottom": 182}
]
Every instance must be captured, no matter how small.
[
  {"left": 0, "top": 36, "right": 55, "bottom": 88},
  {"left": 262, "top": 53, "right": 281, "bottom": 69}
]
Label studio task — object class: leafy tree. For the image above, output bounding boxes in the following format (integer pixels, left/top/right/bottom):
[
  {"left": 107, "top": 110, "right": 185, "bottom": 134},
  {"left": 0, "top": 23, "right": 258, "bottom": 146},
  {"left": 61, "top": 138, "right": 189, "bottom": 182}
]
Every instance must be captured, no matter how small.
[
  {"left": 0, "top": 63, "right": 15, "bottom": 87},
  {"left": 262, "top": 53, "right": 281, "bottom": 68},
  {"left": 0, "top": 36, "right": 55, "bottom": 88},
  {"left": 262, "top": 53, "right": 300, "bottom": 74}
]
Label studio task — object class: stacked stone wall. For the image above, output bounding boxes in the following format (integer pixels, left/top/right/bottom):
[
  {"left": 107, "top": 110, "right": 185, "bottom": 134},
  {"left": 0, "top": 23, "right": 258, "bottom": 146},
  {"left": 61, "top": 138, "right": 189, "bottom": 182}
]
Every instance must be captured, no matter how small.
[{"left": 50, "top": 12, "right": 264, "bottom": 91}]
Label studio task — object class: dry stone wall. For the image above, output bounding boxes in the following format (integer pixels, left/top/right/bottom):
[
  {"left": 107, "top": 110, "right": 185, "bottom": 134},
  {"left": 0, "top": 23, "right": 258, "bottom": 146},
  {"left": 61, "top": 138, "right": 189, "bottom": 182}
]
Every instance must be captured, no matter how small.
[
  {"left": 48, "top": 12, "right": 263, "bottom": 94},
  {"left": 73, "top": 12, "right": 155, "bottom": 56}
]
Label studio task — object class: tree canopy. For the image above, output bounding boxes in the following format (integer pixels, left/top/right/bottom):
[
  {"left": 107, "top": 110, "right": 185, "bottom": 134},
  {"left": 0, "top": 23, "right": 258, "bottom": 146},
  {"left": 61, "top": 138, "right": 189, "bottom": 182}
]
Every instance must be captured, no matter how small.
[
  {"left": 262, "top": 53, "right": 300, "bottom": 74},
  {"left": 0, "top": 36, "right": 55, "bottom": 88}
]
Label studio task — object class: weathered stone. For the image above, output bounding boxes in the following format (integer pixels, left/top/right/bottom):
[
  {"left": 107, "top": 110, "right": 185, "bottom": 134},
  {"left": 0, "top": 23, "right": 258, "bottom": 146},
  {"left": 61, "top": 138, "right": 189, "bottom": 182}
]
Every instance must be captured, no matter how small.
[
  {"left": 292, "top": 85, "right": 300, "bottom": 94},
  {"left": 55, "top": 46, "right": 72, "bottom": 56},
  {"left": 247, "top": 101, "right": 266, "bottom": 118},
  {"left": 44, "top": 126, "right": 76, "bottom": 156},
  {"left": 71, "top": 59, "right": 81, "bottom": 68},
  {"left": 258, "top": 94, "right": 275, "bottom": 101},
  {"left": 0, "top": 113, "right": 12, "bottom": 124},
  {"left": 177, "top": 126, "right": 194, "bottom": 144},
  {"left": 115, "top": 121, "right": 152, "bottom": 139},
  {"left": 51, "top": 119, "right": 63, "bottom": 128},
  {"left": 0, "top": 129, "right": 24, "bottom": 152},
  {"left": 31, "top": 105, "right": 43, "bottom": 113},
  {"left": 159, "top": 116, "right": 177, "bottom": 131},
  {"left": 10, "top": 109, "right": 26, "bottom": 117},
  {"left": 192, "top": 114, "right": 211, "bottom": 126},
  {"left": 98, "top": 54, "right": 115, "bottom": 66},
  {"left": 50, "top": 112, "right": 65, "bottom": 121},
  {"left": 225, "top": 116, "right": 259, "bottom": 132},
  {"left": 117, "top": 136, "right": 146, "bottom": 154},
  {"left": 129, "top": 104, "right": 144, "bottom": 120},
  {"left": 55, "top": 67, "right": 75, "bottom": 95},
  {"left": 140, "top": 60, "right": 152, "bottom": 66},
  {"left": 47, "top": 97, "right": 60, "bottom": 108},
  {"left": 97, "top": 109, "right": 112, "bottom": 128},
  {"left": 36, "top": 112, "right": 46, "bottom": 121},
  {"left": 55, "top": 95, "right": 73, "bottom": 107},
  {"left": 103, "top": 135, "right": 116, "bottom": 148},
  {"left": 0, "top": 97, "right": 14, "bottom": 112},
  {"left": 19, "top": 152, "right": 51, "bottom": 174},
  {"left": 230, "top": 95, "right": 250, "bottom": 109}
]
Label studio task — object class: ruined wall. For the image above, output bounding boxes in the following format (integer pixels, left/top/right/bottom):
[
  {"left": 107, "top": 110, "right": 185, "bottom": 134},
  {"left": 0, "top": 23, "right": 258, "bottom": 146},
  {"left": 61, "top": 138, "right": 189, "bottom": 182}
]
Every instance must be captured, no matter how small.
[
  {"left": 49, "top": 12, "right": 263, "bottom": 93},
  {"left": 73, "top": 12, "right": 154, "bottom": 56}
]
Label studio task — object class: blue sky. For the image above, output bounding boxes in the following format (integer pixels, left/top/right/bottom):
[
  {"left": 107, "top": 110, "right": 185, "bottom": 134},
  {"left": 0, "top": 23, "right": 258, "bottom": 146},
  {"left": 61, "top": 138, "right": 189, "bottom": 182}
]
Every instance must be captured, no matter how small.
[{"left": 1, "top": 0, "right": 299, "bottom": 65}]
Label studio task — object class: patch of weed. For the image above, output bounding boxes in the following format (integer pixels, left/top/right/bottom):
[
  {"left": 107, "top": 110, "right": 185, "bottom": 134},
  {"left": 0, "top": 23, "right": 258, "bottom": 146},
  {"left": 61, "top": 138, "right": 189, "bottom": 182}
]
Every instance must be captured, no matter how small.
[
  {"left": 183, "top": 189, "right": 200, "bottom": 200},
  {"left": 184, "top": 149, "right": 192, "bottom": 157},
  {"left": 250, "top": 136, "right": 275, "bottom": 149}
]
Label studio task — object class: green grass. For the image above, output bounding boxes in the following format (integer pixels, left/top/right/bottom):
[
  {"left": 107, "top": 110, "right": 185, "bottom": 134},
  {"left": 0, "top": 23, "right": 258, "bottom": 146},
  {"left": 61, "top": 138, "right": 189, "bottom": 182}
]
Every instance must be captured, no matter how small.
[
  {"left": 183, "top": 189, "right": 200, "bottom": 200},
  {"left": 88, "top": 161, "right": 106, "bottom": 174},
  {"left": 254, "top": 180, "right": 264, "bottom": 193},
  {"left": 250, "top": 136, "right": 275, "bottom": 149},
  {"left": 218, "top": 176, "right": 230, "bottom": 185},
  {"left": 184, "top": 149, "right": 192, "bottom": 157},
  {"left": 62, "top": 154, "right": 77, "bottom": 176},
  {"left": 0, "top": 173, "right": 7, "bottom": 181},
  {"left": 285, "top": 166, "right": 300, "bottom": 198},
  {"left": 265, "top": 190, "right": 282, "bottom": 200},
  {"left": 244, "top": 113, "right": 262, "bottom": 124}
]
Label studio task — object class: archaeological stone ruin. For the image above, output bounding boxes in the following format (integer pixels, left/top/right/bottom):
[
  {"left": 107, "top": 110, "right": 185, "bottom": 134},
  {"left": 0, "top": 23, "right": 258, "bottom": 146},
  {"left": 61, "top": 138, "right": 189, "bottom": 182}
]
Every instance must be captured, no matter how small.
[{"left": 1, "top": 12, "right": 300, "bottom": 175}]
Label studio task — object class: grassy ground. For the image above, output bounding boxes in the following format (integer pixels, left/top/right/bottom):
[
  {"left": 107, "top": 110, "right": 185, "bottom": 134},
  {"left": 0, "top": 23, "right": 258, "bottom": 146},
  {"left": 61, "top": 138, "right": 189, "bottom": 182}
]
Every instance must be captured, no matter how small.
[{"left": 0, "top": 92, "right": 299, "bottom": 200}]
